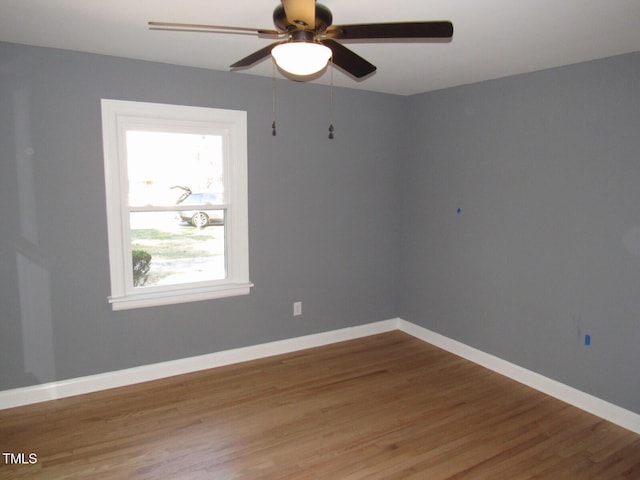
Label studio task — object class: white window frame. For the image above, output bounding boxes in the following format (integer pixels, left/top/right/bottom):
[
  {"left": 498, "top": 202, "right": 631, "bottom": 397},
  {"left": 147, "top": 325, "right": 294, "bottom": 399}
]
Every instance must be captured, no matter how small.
[{"left": 101, "top": 99, "right": 252, "bottom": 310}]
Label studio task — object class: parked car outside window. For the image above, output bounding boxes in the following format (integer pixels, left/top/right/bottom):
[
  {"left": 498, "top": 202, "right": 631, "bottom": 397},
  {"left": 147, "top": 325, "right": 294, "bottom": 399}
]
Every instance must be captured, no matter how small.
[{"left": 174, "top": 187, "right": 224, "bottom": 228}]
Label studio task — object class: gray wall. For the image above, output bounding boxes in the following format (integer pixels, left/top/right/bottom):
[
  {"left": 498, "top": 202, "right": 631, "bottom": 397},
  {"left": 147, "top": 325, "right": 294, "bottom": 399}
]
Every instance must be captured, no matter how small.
[
  {"left": 400, "top": 52, "right": 640, "bottom": 413},
  {"left": 2, "top": 41, "right": 639, "bottom": 416},
  {"left": 0, "top": 42, "right": 402, "bottom": 390}
]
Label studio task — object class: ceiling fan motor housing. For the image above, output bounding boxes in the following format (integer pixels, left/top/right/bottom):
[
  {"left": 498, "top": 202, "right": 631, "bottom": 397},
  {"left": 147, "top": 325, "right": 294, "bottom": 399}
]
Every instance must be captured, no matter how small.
[{"left": 273, "top": 3, "right": 333, "bottom": 32}]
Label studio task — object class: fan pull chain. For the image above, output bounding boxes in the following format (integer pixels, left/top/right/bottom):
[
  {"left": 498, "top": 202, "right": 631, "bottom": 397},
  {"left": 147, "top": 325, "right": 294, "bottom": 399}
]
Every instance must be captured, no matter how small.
[
  {"left": 328, "top": 56, "right": 334, "bottom": 140},
  {"left": 271, "top": 60, "right": 277, "bottom": 136}
]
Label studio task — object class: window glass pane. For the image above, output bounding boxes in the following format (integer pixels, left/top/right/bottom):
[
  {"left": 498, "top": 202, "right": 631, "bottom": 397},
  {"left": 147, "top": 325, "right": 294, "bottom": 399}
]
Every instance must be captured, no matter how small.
[
  {"left": 130, "top": 211, "right": 226, "bottom": 287},
  {"left": 126, "top": 131, "right": 224, "bottom": 207}
]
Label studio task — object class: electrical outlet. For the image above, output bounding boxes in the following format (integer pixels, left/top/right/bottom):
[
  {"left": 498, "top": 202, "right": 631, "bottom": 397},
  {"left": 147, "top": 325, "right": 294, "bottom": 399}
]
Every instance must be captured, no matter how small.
[{"left": 293, "top": 301, "right": 302, "bottom": 316}]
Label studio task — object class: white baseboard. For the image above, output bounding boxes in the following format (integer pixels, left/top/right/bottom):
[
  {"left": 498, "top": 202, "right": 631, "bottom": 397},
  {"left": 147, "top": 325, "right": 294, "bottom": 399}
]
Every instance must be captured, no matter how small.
[
  {"left": 2, "top": 317, "right": 639, "bottom": 436},
  {"left": 0, "top": 319, "right": 398, "bottom": 410},
  {"left": 397, "top": 319, "right": 640, "bottom": 435}
]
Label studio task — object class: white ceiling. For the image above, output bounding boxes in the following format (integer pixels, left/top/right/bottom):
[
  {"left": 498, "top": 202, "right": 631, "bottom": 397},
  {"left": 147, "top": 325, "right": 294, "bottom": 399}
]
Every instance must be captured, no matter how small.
[{"left": 1, "top": 0, "right": 639, "bottom": 96}]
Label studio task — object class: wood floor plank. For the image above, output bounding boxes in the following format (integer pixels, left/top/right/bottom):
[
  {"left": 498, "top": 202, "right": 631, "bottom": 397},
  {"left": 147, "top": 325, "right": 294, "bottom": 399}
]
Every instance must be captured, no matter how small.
[{"left": 1, "top": 331, "right": 639, "bottom": 479}]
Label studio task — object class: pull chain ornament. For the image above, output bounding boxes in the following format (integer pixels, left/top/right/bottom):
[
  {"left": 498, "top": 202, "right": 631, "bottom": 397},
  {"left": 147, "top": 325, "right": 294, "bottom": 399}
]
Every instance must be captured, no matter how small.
[
  {"left": 328, "top": 56, "right": 334, "bottom": 140},
  {"left": 271, "top": 60, "right": 277, "bottom": 136}
]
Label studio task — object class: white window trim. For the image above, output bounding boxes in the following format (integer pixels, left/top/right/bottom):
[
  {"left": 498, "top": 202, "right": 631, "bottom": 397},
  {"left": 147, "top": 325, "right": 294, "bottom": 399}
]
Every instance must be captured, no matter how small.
[{"left": 101, "top": 99, "right": 252, "bottom": 310}]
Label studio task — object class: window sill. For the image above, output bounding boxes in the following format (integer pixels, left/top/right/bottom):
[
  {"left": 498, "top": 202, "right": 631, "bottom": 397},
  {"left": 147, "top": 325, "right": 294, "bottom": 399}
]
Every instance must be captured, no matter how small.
[{"left": 108, "top": 282, "right": 253, "bottom": 310}]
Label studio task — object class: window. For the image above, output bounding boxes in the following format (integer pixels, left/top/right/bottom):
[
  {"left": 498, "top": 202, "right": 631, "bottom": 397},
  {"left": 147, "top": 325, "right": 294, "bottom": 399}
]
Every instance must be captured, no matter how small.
[{"left": 101, "top": 99, "right": 251, "bottom": 310}]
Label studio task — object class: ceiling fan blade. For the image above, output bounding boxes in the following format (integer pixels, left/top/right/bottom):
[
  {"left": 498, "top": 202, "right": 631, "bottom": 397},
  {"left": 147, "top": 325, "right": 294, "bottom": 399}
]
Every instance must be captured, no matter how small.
[
  {"left": 325, "top": 21, "right": 453, "bottom": 40},
  {"left": 281, "top": 0, "right": 316, "bottom": 29},
  {"left": 230, "top": 41, "right": 284, "bottom": 69},
  {"left": 320, "top": 39, "right": 376, "bottom": 79},
  {"left": 148, "top": 21, "right": 282, "bottom": 37}
]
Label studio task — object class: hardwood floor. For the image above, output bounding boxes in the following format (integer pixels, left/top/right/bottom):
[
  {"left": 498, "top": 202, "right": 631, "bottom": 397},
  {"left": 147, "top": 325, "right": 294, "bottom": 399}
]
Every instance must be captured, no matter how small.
[{"left": 1, "top": 331, "right": 639, "bottom": 479}]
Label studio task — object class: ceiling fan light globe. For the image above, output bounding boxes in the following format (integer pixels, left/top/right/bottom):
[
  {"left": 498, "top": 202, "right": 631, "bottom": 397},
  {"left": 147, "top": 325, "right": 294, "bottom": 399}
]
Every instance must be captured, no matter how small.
[{"left": 271, "top": 42, "right": 332, "bottom": 76}]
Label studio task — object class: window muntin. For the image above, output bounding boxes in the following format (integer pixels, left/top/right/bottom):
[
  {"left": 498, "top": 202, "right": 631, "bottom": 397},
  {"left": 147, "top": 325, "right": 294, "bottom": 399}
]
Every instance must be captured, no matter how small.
[{"left": 101, "top": 100, "right": 251, "bottom": 310}]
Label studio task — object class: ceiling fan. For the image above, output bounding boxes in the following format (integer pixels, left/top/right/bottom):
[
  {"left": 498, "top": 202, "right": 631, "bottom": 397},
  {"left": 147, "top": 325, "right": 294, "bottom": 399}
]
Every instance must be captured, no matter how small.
[{"left": 149, "top": 0, "right": 453, "bottom": 79}]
